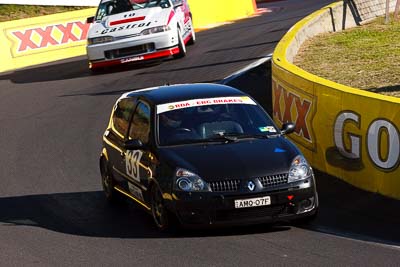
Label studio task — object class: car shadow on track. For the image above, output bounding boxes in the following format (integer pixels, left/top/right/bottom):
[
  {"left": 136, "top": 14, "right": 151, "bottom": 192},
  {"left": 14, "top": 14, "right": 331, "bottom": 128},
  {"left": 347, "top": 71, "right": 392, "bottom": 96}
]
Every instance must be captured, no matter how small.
[
  {"left": 0, "top": 191, "right": 290, "bottom": 239},
  {"left": 1, "top": 176, "right": 400, "bottom": 244},
  {"left": 0, "top": 57, "right": 163, "bottom": 84}
]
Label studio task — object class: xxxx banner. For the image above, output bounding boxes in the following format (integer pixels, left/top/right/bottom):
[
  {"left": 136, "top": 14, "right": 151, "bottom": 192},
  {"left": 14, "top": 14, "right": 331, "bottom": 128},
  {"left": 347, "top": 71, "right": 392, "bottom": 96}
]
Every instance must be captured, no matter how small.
[
  {"left": 0, "top": 0, "right": 98, "bottom": 5},
  {"left": 0, "top": 8, "right": 96, "bottom": 72}
]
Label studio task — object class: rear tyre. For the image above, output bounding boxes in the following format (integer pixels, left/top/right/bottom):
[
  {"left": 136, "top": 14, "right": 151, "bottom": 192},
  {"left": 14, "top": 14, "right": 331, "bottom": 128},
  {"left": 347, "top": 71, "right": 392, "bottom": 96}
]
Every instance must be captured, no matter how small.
[
  {"left": 100, "top": 158, "right": 123, "bottom": 204},
  {"left": 173, "top": 28, "right": 186, "bottom": 59}
]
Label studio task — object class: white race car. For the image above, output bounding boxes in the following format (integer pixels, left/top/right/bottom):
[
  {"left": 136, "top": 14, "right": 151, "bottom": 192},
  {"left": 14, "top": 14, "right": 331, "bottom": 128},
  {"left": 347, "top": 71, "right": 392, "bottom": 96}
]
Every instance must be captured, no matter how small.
[{"left": 86, "top": 0, "right": 195, "bottom": 70}]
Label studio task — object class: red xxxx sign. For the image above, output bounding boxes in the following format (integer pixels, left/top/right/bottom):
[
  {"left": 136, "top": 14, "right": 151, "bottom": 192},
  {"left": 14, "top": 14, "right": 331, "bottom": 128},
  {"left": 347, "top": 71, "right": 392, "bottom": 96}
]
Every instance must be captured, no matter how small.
[
  {"left": 272, "top": 78, "right": 316, "bottom": 150},
  {"left": 8, "top": 21, "right": 90, "bottom": 55}
]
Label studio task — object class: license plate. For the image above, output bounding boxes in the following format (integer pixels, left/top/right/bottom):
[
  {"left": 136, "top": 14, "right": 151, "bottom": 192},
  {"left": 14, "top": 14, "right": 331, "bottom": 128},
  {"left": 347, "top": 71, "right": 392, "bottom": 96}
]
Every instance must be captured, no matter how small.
[{"left": 234, "top": 196, "right": 271, "bottom": 209}]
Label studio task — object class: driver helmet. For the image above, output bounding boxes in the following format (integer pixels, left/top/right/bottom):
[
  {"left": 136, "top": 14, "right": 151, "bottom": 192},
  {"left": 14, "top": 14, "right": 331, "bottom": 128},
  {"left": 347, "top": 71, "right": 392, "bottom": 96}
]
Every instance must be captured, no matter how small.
[{"left": 161, "top": 109, "right": 183, "bottom": 128}]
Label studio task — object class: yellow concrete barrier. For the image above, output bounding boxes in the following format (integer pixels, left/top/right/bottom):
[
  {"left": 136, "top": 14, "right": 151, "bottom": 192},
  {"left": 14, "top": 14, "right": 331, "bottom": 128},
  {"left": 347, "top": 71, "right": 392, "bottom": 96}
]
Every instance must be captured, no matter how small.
[
  {"left": 0, "top": 9, "right": 96, "bottom": 73},
  {"left": 272, "top": 2, "right": 400, "bottom": 199},
  {"left": 0, "top": 0, "right": 256, "bottom": 73},
  {"left": 188, "top": 0, "right": 256, "bottom": 29}
]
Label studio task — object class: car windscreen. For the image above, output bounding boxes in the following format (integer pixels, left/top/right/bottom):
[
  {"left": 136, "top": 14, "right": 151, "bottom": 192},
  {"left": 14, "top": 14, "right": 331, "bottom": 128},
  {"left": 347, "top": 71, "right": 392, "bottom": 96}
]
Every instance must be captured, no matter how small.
[
  {"left": 95, "top": 0, "right": 171, "bottom": 20},
  {"left": 131, "top": 0, "right": 171, "bottom": 10},
  {"left": 157, "top": 96, "right": 280, "bottom": 146}
]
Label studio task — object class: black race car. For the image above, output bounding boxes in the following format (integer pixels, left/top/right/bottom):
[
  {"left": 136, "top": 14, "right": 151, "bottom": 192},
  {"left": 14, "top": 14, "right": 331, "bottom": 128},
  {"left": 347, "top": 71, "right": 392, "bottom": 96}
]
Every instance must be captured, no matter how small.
[{"left": 99, "top": 83, "right": 318, "bottom": 230}]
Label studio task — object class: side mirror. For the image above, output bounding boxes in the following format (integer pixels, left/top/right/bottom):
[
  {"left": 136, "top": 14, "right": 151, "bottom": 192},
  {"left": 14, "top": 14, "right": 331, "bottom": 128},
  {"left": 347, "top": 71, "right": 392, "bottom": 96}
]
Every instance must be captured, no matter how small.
[
  {"left": 173, "top": 0, "right": 183, "bottom": 8},
  {"left": 281, "top": 122, "right": 295, "bottom": 135},
  {"left": 124, "top": 139, "right": 144, "bottom": 150},
  {"left": 86, "top": 16, "right": 95, "bottom": 24}
]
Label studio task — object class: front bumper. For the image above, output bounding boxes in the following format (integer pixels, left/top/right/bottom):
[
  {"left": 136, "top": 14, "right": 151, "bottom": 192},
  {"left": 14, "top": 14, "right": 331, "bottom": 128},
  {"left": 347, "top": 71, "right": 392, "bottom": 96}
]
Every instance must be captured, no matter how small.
[
  {"left": 87, "top": 30, "right": 179, "bottom": 69},
  {"left": 170, "top": 179, "right": 318, "bottom": 227}
]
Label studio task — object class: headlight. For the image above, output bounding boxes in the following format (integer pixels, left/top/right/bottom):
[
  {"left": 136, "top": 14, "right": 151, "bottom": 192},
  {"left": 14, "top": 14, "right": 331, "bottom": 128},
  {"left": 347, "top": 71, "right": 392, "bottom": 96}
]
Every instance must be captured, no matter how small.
[
  {"left": 175, "top": 168, "right": 211, "bottom": 192},
  {"left": 88, "top": 36, "right": 114, "bottom": 45},
  {"left": 141, "top": 25, "right": 171, "bottom": 35},
  {"left": 288, "top": 155, "right": 312, "bottom": 183}
]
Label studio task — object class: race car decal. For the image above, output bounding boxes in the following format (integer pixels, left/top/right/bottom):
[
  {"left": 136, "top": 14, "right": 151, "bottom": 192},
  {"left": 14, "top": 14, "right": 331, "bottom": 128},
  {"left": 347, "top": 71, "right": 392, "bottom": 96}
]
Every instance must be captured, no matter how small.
[
  {"left": 157, "top": 96, "right": 257, "bottom": 114},
  {"left": 121, "top": 56, "right": 144, "bottom": 63},
  {"left": 128, "top": 182, "right": 144, "bottom": 201},
  {"left": 101, "top": 21, "right": 152, "bottom": 34},
  {"left": 125, "top": 150, "right": 143, "bottom": 182},
  {"left": 259, "top": 126, "right": 277, "bottom": 133},
  {"left": 274, "top": 148, "right": 286, "bottom": 153},
  {"left": 167, "top": 10, "right": 175, "bottom": 25},
  {"left": 90, "top": 47, "right": 179, "bottom": 68},
  {"left": 110, "top": 16, "right": 146, "bottom": 26}
]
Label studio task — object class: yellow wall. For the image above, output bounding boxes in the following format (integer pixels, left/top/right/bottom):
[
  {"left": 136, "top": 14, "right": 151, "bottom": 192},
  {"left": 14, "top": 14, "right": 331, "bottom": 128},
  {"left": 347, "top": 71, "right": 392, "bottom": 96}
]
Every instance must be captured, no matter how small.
[
  {"left": 0, "top": 0, "right": 256, "bottom": 73},
  {"left": 272, "top": 2, "right": 400, "bottom": 199},
  {"left": 188, "top": 0, "right": 256, "bottom": 29},
  {"left": 0, "top": 9, "right": 96, "bottom": 73}
]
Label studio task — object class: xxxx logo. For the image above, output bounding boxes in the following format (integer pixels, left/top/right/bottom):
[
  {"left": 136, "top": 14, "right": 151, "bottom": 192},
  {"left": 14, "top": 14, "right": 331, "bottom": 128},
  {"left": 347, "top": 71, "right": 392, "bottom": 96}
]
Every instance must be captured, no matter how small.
[
  {"left": 7, "top": 21, "right": 90, "bottom": 57},
  {"left": 272, "top": 78, "right": 316, "bottom": 150}
]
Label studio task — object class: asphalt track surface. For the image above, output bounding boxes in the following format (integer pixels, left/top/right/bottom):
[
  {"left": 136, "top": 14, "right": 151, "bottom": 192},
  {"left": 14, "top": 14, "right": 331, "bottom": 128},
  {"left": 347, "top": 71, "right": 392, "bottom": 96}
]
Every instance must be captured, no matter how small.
[{"left": 1, "top": 0, "right": 400, "bottom": 265}]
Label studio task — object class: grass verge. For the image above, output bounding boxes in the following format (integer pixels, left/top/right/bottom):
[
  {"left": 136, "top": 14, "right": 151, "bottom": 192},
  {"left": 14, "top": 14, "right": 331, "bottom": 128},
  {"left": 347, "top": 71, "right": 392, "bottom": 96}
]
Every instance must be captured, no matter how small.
[
  {"left": 0, "top": 4, "right": 89, "bottom": 22},
  {"left": 294, "top": 15, "right": 400, "bottom": 97}
]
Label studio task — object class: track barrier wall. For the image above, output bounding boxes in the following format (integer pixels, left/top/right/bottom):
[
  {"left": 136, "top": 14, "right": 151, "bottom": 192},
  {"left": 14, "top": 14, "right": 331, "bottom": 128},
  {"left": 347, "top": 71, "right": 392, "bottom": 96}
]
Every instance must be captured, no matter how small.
[
  {"left": 272, "top": 1, "right": 400, "bottom": 199},
  {"left": 0, "top": 9, "right": 96, "bottom": 73},
  {"left": 0, "top": 0, "right": 256, "bottom": 73}
]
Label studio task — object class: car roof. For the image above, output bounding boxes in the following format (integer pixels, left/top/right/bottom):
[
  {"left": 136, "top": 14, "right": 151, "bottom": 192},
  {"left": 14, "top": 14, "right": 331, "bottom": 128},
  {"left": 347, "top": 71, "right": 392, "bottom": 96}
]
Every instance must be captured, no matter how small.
[{"left": 121, "top": 83, "right": 248, "bottom": 105}]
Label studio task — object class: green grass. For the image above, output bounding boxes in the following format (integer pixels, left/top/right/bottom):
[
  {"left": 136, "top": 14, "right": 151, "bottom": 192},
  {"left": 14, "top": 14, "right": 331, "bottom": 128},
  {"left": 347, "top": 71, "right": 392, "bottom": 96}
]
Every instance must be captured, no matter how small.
[
  {"left": 0, "top": 4, "right": 89, "bottom": 22},
  {"left": 294, "top": 15, "right": 400, "bottom": 97}
]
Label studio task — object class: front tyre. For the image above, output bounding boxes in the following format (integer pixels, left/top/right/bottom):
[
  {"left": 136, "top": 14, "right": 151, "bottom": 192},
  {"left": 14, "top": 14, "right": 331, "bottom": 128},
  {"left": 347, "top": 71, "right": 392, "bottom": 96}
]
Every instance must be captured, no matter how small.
[
  {"left": 173, "top": 28, "right": 186, "bottom": 59},
  {"left": 292, "top": 208, "right": 318, "bottom": 226},
  {"left": 187, "top": 19, "right": 196, "bottom": 45},
  {"left": 151, "top": 185, "right": 170, "bottom": 230}
]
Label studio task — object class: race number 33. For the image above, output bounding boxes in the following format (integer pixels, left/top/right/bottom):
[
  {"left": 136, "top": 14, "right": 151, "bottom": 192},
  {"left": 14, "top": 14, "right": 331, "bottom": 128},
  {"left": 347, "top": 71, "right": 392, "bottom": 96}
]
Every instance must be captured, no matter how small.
[{"left": 125, "top": 150, "right": 143, "bottom": 182}]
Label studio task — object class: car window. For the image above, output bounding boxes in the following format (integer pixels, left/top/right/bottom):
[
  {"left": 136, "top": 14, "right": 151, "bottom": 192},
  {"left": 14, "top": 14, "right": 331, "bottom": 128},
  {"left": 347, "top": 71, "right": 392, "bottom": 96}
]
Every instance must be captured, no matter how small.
[
  {"left": 131, "top": 0, "right": 171, "bottom": 10},
  {"left": 129, "top": 101, "right": 151, "bottom": 144},
  {"left": 96, "top": 0, "right": 171, "bottom": 20},
  {"left": 96, "top": 0, "right": 132, "bottom": 20},
  {"left": 112, "top": 98, "right": 136, "bottom": 138},
  {"left": 157, "top": 97, "right": 280, "bottom": 146}
]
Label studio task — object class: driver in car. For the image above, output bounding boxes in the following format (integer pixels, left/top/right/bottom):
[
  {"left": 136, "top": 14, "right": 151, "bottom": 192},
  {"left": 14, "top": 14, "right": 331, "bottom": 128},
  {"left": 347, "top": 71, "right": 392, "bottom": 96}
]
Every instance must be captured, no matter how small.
[{"left": 159, "top": 109, "right": 199, "bottom": 144}]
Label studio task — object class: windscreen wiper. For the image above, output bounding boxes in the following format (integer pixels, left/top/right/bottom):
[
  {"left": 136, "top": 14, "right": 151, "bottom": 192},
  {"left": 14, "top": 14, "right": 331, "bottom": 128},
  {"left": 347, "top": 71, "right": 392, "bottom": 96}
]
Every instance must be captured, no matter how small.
[
  {"left": 203, "top": 134, "right": 238, "bottom": 143},
  {"left": 224, "top": 133, "right": 282, "bottom": 140}
]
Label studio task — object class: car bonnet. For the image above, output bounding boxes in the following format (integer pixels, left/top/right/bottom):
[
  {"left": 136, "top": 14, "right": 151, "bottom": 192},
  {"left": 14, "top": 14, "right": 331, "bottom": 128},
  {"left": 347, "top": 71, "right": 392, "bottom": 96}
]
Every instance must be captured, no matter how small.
[
  {"left": 88, "top": 6, "right": 171, "bottom": 38},
  {"left": 159, "top": 138, "right": 300, "bottom": 181}
]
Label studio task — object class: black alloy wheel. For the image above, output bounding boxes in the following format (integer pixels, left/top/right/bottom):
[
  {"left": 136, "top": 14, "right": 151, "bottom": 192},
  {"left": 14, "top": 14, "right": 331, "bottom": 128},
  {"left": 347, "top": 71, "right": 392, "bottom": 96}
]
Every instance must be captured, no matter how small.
[
  {"left": 151, "top": 185, "right": 170, "bottom": 230},
  {"left": 100, "top": 159, "right": 122, "bottom": 203}
]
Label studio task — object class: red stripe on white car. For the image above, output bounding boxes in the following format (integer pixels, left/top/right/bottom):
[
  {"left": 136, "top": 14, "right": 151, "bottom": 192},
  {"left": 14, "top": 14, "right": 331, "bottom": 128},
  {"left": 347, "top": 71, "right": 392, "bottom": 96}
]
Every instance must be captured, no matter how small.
[
  {"left": 90, "top": 47, "right": 180, "bottom": 69},
  {"left": 167, "top": 10, "right": 175, "bottom": 25},
  {"left": 183, "top": 33, "right": 192, "bottom": 44},
  {"left": 110, "top": 16, "right": 146, "bottom": 26}
]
